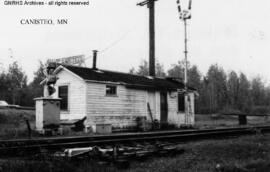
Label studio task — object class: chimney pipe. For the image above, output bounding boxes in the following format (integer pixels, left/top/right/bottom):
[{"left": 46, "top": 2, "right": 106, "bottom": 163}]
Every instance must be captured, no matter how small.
[{"left": 92, "top": 50, "right": 98, "bottom": 69}]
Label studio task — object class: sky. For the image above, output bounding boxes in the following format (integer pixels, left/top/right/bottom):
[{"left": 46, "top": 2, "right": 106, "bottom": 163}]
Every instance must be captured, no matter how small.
[{"left": 0, "top": 0, "right": 269, "bottom": 84}]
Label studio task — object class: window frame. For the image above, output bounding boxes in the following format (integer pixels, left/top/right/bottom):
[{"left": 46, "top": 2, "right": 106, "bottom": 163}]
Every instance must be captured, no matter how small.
[
  {"left": 58, "top": 85, "right": 69, "bottom": 111},
  {"left": 177, "top": 93, "right": 185, "bottom": 112},
  {"left": 105, "top": 85, "right": 117, "bottom": 96}
]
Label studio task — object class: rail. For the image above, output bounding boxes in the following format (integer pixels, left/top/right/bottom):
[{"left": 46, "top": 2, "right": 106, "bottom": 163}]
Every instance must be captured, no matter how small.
[{"left": 0, "top": 125, "right": 270, "bottom": 156}]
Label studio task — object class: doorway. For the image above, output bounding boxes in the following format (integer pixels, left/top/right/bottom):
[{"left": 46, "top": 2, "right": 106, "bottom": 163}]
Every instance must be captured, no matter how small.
[{"left": 160, "top": 92, "right": 168, "bottom": 123}]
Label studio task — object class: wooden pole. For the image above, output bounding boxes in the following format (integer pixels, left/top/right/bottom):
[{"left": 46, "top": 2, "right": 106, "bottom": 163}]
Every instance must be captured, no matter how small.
[
  {"left": 149, "top": 0, "right": 155, "bottom": 76},
  {"left": 137, "top": 0, "right": 157, "bottom": 77}
]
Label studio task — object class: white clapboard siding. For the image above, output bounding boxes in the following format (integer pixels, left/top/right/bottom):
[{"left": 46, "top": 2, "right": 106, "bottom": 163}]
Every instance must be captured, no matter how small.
[
  {"left": 167, "top": 92, "right": 195, "bottom": 126},
  {"left": 53, "top": 69, "right": 86, "bottom": 120},
  {"left": 167, "top": 91, "right": 186, "bottom": 126},
  {"left": 52, "top": 67, "right": 195, "bottom": 127},
  {"left": 187, "top": 93, "right": 195, "bottom": 124},
  {"left": 85, "top": 82, "right": 147, "bottom": 127}
]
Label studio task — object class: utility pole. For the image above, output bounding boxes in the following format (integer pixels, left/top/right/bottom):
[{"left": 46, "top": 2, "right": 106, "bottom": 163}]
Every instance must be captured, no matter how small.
[{"left": 137, "top": 0, "right": 158, "bottom": 77}]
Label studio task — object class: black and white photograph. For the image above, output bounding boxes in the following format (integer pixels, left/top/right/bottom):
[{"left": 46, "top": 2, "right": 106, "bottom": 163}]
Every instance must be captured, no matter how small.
[{"left": 0, "top": 0, "right": 270, "bottom": 171}]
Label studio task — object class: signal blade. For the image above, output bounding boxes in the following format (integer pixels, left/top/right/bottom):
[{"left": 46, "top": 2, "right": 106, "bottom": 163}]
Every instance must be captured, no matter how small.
[
  {"left": 188, "top": 0, "right": 192, "bottom": 10},
  {"left": 176, "top": 0, "right": 181, "bottom": 12}
]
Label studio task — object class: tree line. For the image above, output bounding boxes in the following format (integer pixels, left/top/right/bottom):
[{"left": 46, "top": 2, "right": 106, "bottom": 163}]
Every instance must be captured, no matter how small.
[
  {"left": 0, "top": 60, "right": 269, "bottom": 115},
  {"left": 0, "top": 61, "right": 45, "bottom": 107},
  {"left": 130, "top": 60, "right": 270, "bottom": 115}
]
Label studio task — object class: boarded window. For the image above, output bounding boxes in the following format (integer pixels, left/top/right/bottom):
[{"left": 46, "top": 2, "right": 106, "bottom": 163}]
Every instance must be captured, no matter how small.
[
  {"left": 178, "top": 93, "right": 185, "bottom": 112},
  {"left": 106, "top": 85, "right": 117, "bottom": 95},
  {"left": 59, "top": 86, "right": 68, "bottom": 110}
]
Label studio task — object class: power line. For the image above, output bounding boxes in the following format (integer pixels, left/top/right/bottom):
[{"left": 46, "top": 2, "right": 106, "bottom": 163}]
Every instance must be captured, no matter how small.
[
  {"left": 81, "top": 27, "right": 134, "bottom": 68},
  {"left": 82, "top": 27, "right": 136, "bottom": 63},
  {"left": 99, "top": 27, "right": 136, "bottom": 54}
]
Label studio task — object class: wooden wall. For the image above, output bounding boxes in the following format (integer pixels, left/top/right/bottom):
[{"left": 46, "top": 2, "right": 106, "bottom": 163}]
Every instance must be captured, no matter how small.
[
  {"left": 53, "top": 69, "right": 86, "bottom": 120},
  {"left": 85, "top": 82, "right": 147, "bottom": 128},
  {"left": 53, "top": 68, "right": 195, "bottom": 128},
  {"left": 167, "top": 91, "right": 195, "bottom": 127}
]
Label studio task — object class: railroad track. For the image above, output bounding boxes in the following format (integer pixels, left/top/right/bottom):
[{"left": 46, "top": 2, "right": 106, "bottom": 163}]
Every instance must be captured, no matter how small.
[{"left": 1, "top": 125, "right": 270, "bottom": 156}]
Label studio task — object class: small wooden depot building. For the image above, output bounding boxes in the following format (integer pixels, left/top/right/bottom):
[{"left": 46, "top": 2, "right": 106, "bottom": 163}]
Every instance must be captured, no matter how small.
[{"left": 51, "top": 64, "right": 196, "bottom": 130}]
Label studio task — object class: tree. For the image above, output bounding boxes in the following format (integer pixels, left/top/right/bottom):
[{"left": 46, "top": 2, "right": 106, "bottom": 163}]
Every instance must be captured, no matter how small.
[
  {"left": 156, "top": 62, "right": 166, "bottom": 77},
  {"left": 129, "top": 60, "right": 166, "bottom": 77},
  {"left": 167, "top": 60, "right": 185, "bottom": 79},
  {"left": 0, "top": 71, "right": 9, "bottom": 101},
  {"left": 265, "top": 86, "right": 270, "bottom": 106},
  {"left": 129, "top": 67, "right": 136, "bottom": 74},
  {"left": 188, "top": 65, "right": 202, "bottom": 89},
  {"left": 227, "top": 71, "right": 239, "bottom": 109},
  {"left": 167, "top": 60, "right": 201, "bottom": 88},
  {"left": 205, "top": 64, "right": 227, "bottom": 113},
  {"left": 238, "top": 73, "right": 251, "bottom": 112},
  {"left": 26, "top": 61, "right": 46, "bottom": 106},
  {"left": 6, "top": 61, "right": 28, "bottom": 105},
  {"left": 136, "top": 60, "right": 150, "bottom": 76},
  {"left": 30, "top": 60, "right": 46, "bottom": 88},
  {"left": 250, "top": 76, "right": 265, "bottom": 106}
]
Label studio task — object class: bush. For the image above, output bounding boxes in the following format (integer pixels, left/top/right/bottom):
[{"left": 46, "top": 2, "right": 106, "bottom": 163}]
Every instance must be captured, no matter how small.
[
  {"left": 0, "top": 109, "right": 34, "bottom": 125},
  {"left": 250, "top": 106, "right": 270, "bottom": 115},
  {"left": 0, "top": 109, "right": 35, "bottom": 139},
  {"left": 219, "top": 106, "right": 243, "bottom": 115}
]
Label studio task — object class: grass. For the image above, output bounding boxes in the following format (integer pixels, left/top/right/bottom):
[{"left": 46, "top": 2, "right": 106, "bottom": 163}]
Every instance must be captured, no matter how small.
[
  {"left": 1, "top": 109, "right": 270, "bottom": 139},
  {"left": 195, "top": 114, "right": 270, "bottom": 129},
  {"left": 0, "top": 109, "right": 36, "bottom": 139},
  {"left": 2, "top": 109, "right": 270, "bottom": 171},
  {"left": 0, "top": 158, "right": 117, "bottom": 172},
  {"left": 126, "top": 134, "right": 270, "bottom": 172},
  {"left": 1, "top": 133, "right": 270, "bottom": 172}
]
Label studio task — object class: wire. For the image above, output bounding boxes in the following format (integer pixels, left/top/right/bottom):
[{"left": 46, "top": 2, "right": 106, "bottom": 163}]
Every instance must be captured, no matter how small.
[
  {"left": 84, "top": 55, "right": 93, "bottom": 60},
  {"left": 82, "top": 26, "right": 136, "bottom": 66},
  {"left": 99, "top": 26, "right": 136, "bottom": 54}
]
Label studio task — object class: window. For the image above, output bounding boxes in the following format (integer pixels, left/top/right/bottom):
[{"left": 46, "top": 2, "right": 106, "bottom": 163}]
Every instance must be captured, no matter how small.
[
  {"left": 178, "top": 93, "right": 185, "bottom": 112},
  {"left": 59, "top": 86, "right": 68, "bottom": 111},
  {"left": 106, "top": 85, "right": 117, "bottom": 96}
]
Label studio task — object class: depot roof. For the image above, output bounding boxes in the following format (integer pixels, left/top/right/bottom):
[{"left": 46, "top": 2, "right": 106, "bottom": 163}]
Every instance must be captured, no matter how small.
[{"left": 56, "top": 65, "right": 196, "bottom": 91}]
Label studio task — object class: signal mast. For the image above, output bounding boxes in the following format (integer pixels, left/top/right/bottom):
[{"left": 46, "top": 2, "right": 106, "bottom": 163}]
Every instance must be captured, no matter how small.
[
  {"left": 176, "top": 0, "right": 192, "bottom": 125},
  {"left": 176, "top": 0, "right": 192, "bottom": 91}
]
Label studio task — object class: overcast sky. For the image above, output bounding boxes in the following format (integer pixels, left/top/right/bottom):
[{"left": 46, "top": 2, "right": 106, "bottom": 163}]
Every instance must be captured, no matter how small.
[{"left": 0, "top": 0, "right": 269, "bottom": 84}]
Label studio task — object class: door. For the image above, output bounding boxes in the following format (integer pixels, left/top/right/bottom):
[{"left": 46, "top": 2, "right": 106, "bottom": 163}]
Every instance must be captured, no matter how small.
[{"left": 160, "top": 92, "right": 168, "bottom": 123}]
